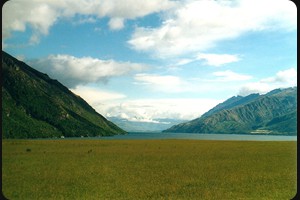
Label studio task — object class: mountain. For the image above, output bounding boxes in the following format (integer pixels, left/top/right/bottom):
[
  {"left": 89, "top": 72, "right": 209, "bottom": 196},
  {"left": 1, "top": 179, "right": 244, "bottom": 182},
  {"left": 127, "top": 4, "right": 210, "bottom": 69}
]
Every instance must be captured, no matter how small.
[
  {"left": 2, "top": 51, "right": 126, "bottom": 138},
  {"left": 108, "top": 117, "right": 187, "bottom": 132},
  {"left": 201, "top": 93, "right": 260, "bottom": 118},
  {"left": 164, "top": 87, "right": 297, "bottom": 135}
]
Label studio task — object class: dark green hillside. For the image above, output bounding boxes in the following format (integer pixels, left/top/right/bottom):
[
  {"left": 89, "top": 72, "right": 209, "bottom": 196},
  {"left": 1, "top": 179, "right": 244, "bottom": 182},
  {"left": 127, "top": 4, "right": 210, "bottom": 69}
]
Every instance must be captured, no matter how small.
[
  {"left": 2, "top": 51, "right": 126, "bottom": 138},
  {"left": 164, "top": 87, "right": 297, "bottom": 135}
]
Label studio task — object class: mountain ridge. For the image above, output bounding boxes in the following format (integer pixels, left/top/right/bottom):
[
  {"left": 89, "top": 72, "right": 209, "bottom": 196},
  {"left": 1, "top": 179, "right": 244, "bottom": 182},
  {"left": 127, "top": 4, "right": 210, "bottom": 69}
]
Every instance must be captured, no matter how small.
[
  {"left": 164, "top": 87, "right": 297, "bottom": 135},
  {"left": 201, "top": 93, "right": 260, "bottom": 118}
]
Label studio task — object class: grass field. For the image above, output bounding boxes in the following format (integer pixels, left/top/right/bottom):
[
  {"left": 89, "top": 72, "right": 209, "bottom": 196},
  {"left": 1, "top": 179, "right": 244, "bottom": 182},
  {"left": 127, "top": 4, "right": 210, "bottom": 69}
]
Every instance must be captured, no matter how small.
[{"left": 2, "top": 139, "right": 297, "bottom": 200}]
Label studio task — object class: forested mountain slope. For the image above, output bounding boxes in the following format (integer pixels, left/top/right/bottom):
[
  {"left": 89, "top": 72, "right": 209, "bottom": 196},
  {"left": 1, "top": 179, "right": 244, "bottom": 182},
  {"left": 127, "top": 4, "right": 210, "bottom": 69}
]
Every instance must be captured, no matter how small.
[{"left": 2, "top": 51, "right": 126, "bottom": 138}]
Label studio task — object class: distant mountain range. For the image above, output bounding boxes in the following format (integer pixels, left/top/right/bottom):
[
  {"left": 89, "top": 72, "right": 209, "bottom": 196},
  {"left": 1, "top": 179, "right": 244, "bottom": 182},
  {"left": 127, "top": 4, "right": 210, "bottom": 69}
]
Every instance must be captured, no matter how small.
[
  {"left": 108, "top": 117, "right": 187, "bottom": 132},
  {"left": 2, "top": 51, "right": 126, "bottom": 138},
  {"left": 164, "top": 87, "right": 297, "bottom": 135}
]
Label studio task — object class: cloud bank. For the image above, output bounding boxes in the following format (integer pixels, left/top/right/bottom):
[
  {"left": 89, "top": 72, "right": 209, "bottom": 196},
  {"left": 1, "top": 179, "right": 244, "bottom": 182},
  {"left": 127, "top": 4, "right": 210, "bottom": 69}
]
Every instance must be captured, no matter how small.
[
  {"left": 29, "top": 54, "right": 147, "bottom": 88},
  {"left": 101, "top": 98, "right": 222, "bottom": 121},
  {"left": 238, "top": 68, "right": 297, "bottom": 96},
  {"left": 128, "top": 0, "right": 296, "bottom": 58},
  {"left": 2, "top": 0, "right": 176, "bottom": 44},
  {"left": 70, "top": 84, "right": 223, "bottom": 121}
]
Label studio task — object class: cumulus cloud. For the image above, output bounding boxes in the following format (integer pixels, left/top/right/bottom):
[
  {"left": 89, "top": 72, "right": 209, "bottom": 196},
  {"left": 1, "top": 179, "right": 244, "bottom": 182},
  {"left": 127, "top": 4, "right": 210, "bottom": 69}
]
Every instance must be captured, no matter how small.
[
  {"left": 238, "top": 68, "right": 297, "bottom": 96},
  {"left": 238, "top": 82, "right": 272, "bottom": 96},
  {"left": 3, "top": 1, "right": 59, "bottom": 44},
  {"left": 29, "top": 54, "right": 147, "bottom": 88},
  {"left": 260, "top": 68, "right": 297, "bottom": 84},
  {"left": 2, "top": 0, "right": 176, "bottom": 44},
  {"left": 128, "top": 0, "right": 296, "bottom": 58}
]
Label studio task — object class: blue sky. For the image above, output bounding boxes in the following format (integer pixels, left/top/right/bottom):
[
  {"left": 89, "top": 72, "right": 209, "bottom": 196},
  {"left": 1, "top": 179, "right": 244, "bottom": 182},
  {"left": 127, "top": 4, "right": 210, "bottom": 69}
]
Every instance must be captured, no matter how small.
[{"left": 2, "top": 0, "right": 297, "bottom": 122}]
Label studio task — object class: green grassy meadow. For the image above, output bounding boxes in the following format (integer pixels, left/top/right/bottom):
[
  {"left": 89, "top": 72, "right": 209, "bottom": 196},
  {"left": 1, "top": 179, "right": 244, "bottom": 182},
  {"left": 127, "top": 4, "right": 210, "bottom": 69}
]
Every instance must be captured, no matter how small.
[{"left": 2, "top": 139, "right": 297, "bottom": 200}]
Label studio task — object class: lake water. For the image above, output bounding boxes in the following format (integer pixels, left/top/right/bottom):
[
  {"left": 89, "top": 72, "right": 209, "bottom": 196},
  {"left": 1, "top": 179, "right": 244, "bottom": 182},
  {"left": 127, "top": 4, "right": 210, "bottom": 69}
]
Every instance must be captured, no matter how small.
[{"left": 96, "top": 132, "right": 297, "bottom": 141}]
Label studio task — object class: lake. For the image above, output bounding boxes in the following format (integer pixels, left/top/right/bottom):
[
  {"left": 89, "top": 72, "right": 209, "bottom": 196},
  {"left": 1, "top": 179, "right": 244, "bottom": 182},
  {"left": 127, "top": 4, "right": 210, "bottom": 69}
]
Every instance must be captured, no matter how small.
[{"left": 71, "top": 132, "right": 297, "bottom": 141}]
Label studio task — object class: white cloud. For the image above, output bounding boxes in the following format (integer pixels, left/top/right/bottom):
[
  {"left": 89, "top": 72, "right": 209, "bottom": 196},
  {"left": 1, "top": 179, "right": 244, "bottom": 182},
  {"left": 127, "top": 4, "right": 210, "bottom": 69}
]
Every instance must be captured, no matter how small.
[
  {"left": 238, "top": 68, "right": 297, "bottom": 96},
  {"left": 134, "top": 71, "right": 254, "bottom": 94},
  {"left": 69, "top": 84, "right": 223, "bottom": 121},
  {"left": 2, "top": 0, "right": 176, "bottom": 45},
  {"left": 128, "top": 0, "right": 296, "bottom": 58},
  {"left": 72, "top": 16, "right": 97, "bottom": 25},
  {"left": 29, "top": 54, "right": 147, "bottom": 88},
  {"left": 196, "top": 53, "right": 240, "bottom": 67},
  {"left": 108, "top": 18, "right": 125, "bottom": 30},
  {"left": 102, "top": 98, "right": 223, "bottom": 121},
  {"left": 3, "top": 1, "right": 59, "bottom": 45},
  {"left": 71, "top": 85, "right": 126, "bottom": 106},
  {"left": 175, "top": 58, "right": 195, "bottom": 66},
  {"left": 175, "top": 53, "right": 240, "bottom": 66},
  {"left": 238, "top": 82, "right": 272, "bottom": 96},
  {"left": 213, "top": 70, "right": 252, "bottom": 81},
  {"left": 261, "top": 68, "right": 297, "bottom": 84},
  {"left": 134, "top": 73, "right": 188, "bottom": 93}
]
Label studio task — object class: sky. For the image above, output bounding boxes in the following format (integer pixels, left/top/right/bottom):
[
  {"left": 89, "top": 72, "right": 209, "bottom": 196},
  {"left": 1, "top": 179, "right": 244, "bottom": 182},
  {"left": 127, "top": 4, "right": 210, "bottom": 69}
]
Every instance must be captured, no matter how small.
[{"left": 2, "top": 0, "right": 297, "bottom": 123}]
